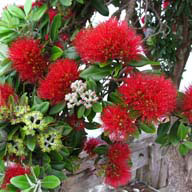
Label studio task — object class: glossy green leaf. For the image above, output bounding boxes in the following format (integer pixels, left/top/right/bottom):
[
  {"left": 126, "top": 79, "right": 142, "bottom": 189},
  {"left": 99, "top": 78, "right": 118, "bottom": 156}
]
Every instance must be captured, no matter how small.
[
  {"left": 139, "top": 122, "right": 156, "bottom": 134},
  {"left": 51, "top": 46, "right": 63, "bottom": 61},
  {"left": 49, "top": 102, "right": 65, "bottom": 115},
  {"left": 77, "top": 105, "right": 85, "bottom": 118},
  {"left": 10, "top": 175, "right": 30, "bottom": 189},
  {"left": 86, "top": 78, "right": 97, "bottom": 91},
  {"left": 63, "top": 47, "right": 79, "bottom": 59},
  {"left": 59, "top": 0, "right": 72, "bottom": 6},
  {"left": 93, "top": 145, "right": 108, "bottom": 155},
  {"left": 184, "top": 141, "right": 192, "bottom": 149},
  {"left": 76, "top": 0, "right": 84, "bottom": 4},
  {"left": 24, "top": 0, "right": 33, "bottom": 16},
  {"left": 92, "top": 102, "right": 102, "bottom": 113},
  {"left": 179, "top": 144, "right": 189, "bottom": 156},
  {"left": 31, "top": 102, "right": 49, "bottom": 114},
  {"left": 92, "top": 0, "right": 109, "bottom": 16},
  {"left": 41, "top": 175, "right": 61, "bottom": 189},
  {"left": 26, "top": 136, "right": 36, "bottom": 151},
  {"left": 51, "top": 14, "right": 62, "bottom": 41},
  {"left": 177, "top": 123, "right": 188, "bottom": 140},
  {"left": 85, "top": 122, "right": 101, "bottom": 130},
  {"left": 8, "top": 5, "right": 25, "bottom": 19},
  {"left": 80, "top": 65, "right": 113, "bottom": 81},
  {"left": 31, "top": 4, "right": 48, "bottom": 21}
]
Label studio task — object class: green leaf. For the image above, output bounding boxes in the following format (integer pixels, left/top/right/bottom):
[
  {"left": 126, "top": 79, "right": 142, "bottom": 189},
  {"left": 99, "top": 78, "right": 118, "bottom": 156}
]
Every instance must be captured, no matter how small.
[
  {"left": 0, "top": 160, "right": 5, "bottom": 173},
  {"left": 92, "top": 102, "right": 102, "bottom": 113},
  {"left": 77, "top": 105, "right": 85, "bottom": 118},
  {"left": 24, "top": 0, "right": 32, "bottom": 16},
  {"left": 60, "top": 147, "right": 70, "bottom": 156},
  {"left": 8, "top": 127, "right": 19, "bottom": 140},
  {"left": 50, "top": 151, "right": 63, "bottom": 161},
  {"left": 51, "top": 161, "right": 66, "bottom": 170},
  {"left": 80, "top": 65, "right": 113, "bottom": 81},
  {"left": 169, "top": 120, "right": 180, "bottom": 145},
  {"left": 47, "top": 169, "right": 67, "bottom": 180},
  {"left": 183, "top": 141, "right": 192, "bottom": 149},
  {"left": 31, "top": 102, "right": 49, "bottom": 114},
  {"left": 108, "top": 91, "right": 123, "bottom": 104},
  {"left": 92, "top": 0, "right": 109, "bottom": 16},
  {"left": 21, "top": 187, "right": 34, "bottom": 192},
  {"left": 157, "top": 122, "right": 170, "bottom": 137},
  {"left": 32, "top": 165, "right": 40, "bottom": 177},
  {"left": 51, "top": 46, "right": 63, "bottom": 61},
  {"left": 49, "top": 102, "right": 65, "bottom": 115},
  {"left": 7, "top": 5, "right": 25, "bottom": 19},
  {"left": 139, "top": 122, "right": 156, "bottom": 134},
  {"left": 86, "top": 78, "right": 97, "bottom": 91},
  {"left": 51, "top": 14, "right": 62, "bottom": 41},
  {"left": 11, "top": 175, "right": 30, "bottom": 189},
  {"left": 129, "top": 57, "right": 160, "bottom": 67},
  {"left": 31, "top": 4, "right": 48, "bottom": 21},
  {"left": 85, "top": 122, "right": 101, "bottom": 130},
  {"left": 93, "top": 145, "right": 108, "bottom": 155},
  {"left": 177, "top": 123, "right": 188, "bottom": 140},
  {"left": 179, "top": 144, "right": 189, "bottom": 156},
  {"left": 63, "top": 47, "right": 79, "bottom": 59},
  {"left": 26, "top": 136, "right": 36, "bottom": 151},
  {"left": 60, "top": 0, "right": 72, "bottom": 6},
  {"left": 41, "top": 175, "right": 61, "bottom": 189},
  {"left": 76, "top": 0, "right": 84, "bottom": 4},
  {"left": 62, "top": 123, "right": 73, "bottom": 136}
]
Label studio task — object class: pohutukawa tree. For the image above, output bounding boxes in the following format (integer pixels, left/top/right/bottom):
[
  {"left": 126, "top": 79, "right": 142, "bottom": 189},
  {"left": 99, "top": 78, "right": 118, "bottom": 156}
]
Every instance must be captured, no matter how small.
[{"left": 0, "top": 0, "right": 191, "bottom": 191}]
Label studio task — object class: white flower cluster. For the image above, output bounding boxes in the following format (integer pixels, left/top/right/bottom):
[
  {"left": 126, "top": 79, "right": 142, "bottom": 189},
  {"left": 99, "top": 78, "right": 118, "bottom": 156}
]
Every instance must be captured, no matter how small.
[{"left": 65, "top": 80, "right": 99, "bottom": 109}]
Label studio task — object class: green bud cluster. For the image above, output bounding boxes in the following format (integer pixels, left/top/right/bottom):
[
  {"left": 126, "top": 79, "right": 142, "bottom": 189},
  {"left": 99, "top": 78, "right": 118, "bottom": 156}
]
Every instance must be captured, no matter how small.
[
  {"left": 38, "top": 130, "right": 63, "bottom": 153},
  {"left": 22, "top": 111, "right": 47, "bottom": 135},
  {"left": 11, "top": 105, "right": 31, "bottom": 124},
  {"left": 7, "top": 137, "right": 26, "bottom": 156}
]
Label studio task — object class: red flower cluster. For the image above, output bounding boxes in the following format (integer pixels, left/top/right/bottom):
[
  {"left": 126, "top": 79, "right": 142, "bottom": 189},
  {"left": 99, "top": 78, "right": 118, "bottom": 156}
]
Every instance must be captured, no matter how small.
[
  {"left": 1, "top": 163, "right": 30, "bottom": 189},
  {"left": 108, "top": 143, "right": 130, "bottom": 163},
  {"left": 105, "top": 143, "right": 131, "bottom": 188},
  {"left": 0, "top": 84, "right": 15, "bottom": 106},
  {"left": 38, "top": 59, "right": 79, "bottom": 104},
  {"left": 68, "top": 115, "right": 85, "bottom": 131},
  {"left": 141, "top": 16, "right": 145, "bottom": 24},
  {"left": 74, "top": 18, "right": 142, "bottom": 63},
  {"left": 118, "top": 74, "right": 177, "bottom": 122},
  {"left": 32, "top": 1, "right": 43, "bottom": 8},
  {"left": 163, "top": 0, "right": 170, "bottom": 9},
  {"left": 84, "top": 138, "right": 101, "bottom": 156},
  {"left": 101, "top": 105, "right": 136, "bottom": 141},
  {"left": 9, "top": 37, "right": 47, "bottom": 83},
  {"left": 48, "top": 8, "right": 58, "bottom": 22},
  {"left": 183, "top": 85, "right": 192, "bottom": 123}
]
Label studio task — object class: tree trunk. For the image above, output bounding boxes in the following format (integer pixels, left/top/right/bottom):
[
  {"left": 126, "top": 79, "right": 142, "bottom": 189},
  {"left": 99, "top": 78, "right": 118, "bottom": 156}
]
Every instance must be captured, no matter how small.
[{"left": 165, "top": 147, "right": 192, "bottom": 192}]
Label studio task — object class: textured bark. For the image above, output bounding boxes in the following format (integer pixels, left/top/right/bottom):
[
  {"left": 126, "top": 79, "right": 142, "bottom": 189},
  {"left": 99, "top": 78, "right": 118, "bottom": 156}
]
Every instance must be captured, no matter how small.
[{"left": 165, "top": 147, "right": 192, "bottom": 192}]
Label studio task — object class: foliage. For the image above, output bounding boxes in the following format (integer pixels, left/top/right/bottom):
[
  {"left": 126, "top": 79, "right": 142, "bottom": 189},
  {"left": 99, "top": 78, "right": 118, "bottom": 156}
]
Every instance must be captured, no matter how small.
[{"left": 0, "top": 0, "right": 191, "bottom": 191}]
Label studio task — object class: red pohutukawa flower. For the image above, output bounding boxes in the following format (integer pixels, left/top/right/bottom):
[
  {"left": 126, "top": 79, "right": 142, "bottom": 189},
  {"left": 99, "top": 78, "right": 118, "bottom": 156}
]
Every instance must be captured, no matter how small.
[
  {"left": 74, "top": 18, "right": 142, "bottom": 63},
  {"left": 118, "top": 74, "right": 177, "bottom": 122},
  {"left": 105, "top": 161, "right": 131, "bottom": 188},
  {"left": 183, "top": 85, "right": 192, "bottom": 123},
  {"left": 9, "top": 37, "right": 47, "bottom": 83},
  {"left": 48, "top": 8, "right": 58, "bottom": 22},
  {"left": 101, "top": 105, "right": 136, "bottom": 141},
  {"left": 1, "top": 163, "right": 30, "bottom": 189},
  {"left": 68, "top": 115, "right": 85, "bottom": 131},
  {"left": 0, "top": 84, "right": 16, "bottom": 106},
  {"left": 163, "top": 0, "right": 170, "bottom": 9},
  {"left": 38, "top": 59, "right": 79, "bottom": 104},
  {"left": 108, "top": 143, "right": 131, "bottom": 163},
  {"left": 84, "top": 138, "right": 102, "bottom": 156}
]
